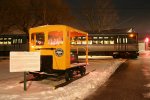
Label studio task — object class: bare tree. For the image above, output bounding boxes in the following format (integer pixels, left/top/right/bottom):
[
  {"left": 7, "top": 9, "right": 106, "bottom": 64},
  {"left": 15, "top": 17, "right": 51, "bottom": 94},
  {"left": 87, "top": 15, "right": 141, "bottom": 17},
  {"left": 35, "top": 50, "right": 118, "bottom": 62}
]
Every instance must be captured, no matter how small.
[
  {"left": 80, "top": 0, "right": 119, "bottom": 33},
  {"left": 0, "top": 0, "right": 72, "bottom": 34}
]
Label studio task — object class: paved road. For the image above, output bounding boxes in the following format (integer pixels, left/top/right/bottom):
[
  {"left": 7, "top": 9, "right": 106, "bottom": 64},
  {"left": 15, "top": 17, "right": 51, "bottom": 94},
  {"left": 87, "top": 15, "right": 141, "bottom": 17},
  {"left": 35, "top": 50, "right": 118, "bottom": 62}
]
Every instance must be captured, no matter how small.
[{"left": 85, "top": 52, "right": 150, "bottom": 100}]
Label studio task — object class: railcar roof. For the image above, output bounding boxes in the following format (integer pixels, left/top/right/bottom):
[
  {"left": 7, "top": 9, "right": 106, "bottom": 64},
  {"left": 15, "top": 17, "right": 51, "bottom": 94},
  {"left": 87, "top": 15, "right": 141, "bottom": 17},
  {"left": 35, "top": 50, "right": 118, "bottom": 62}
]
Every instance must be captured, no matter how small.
[
  {"left": 88, "top": 28, "right": 136, "bottom": 34},
  {"left": 29, "top": 25, "right": 88, "bottom": 36}
]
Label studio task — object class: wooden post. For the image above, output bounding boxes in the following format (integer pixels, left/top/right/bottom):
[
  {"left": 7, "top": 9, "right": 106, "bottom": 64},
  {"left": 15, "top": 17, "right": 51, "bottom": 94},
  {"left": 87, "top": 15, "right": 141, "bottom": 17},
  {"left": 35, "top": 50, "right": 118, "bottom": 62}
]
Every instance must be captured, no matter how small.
[{"left": 24, "top": 71, "right": 27, "bottom": 91}]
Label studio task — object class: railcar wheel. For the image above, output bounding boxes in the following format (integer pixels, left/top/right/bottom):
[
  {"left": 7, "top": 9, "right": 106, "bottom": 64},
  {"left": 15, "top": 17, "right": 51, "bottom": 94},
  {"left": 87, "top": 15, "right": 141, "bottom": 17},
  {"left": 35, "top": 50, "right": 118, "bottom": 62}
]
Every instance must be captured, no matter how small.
[
  {"left": 65, "top": 70, "right": 73, "bottom": 81},
  {"left": 79, "top": 66, "right": 86, "bottom": 76}
]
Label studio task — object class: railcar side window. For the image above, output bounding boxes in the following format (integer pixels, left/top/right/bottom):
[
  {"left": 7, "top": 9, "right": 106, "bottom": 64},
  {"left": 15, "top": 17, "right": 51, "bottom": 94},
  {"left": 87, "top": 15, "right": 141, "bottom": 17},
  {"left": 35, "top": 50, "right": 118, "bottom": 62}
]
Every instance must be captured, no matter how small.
[
  {"left": 48, "top": 31, "right": 63, "bottom": 45},
  {"left": 110, "top": 40, "right": 114, "bottom": 44},
  {"left": 88, "top": 40, "right": 92, "bottom": 44},
  {"left": 36, "top": 33, "right": 44, "bottom": 45}
]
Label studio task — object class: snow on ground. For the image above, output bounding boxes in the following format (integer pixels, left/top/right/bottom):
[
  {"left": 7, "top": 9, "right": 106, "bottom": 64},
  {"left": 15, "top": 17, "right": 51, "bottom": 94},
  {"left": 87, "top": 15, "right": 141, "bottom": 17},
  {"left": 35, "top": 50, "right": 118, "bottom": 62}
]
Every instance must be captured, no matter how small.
[{"left": 0, "top": 57, "right": 126, "bottom": 100}]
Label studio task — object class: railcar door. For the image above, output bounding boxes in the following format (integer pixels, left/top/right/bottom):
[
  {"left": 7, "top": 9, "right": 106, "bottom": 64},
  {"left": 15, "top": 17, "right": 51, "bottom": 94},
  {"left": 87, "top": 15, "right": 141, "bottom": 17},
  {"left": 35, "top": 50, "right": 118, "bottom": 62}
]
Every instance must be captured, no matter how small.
[{"left": 115, "top": 35, "right": 127, "bottom": 52}]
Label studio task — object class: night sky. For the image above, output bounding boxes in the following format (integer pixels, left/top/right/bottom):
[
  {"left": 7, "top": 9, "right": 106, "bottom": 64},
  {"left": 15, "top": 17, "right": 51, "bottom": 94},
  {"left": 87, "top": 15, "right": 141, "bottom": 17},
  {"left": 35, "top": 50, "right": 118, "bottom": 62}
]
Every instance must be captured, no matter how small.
[
  {"left": 114, "top": 0, "right": 150, "bottom": 33},
  {"left": 67, "top": 0, "right": 150, "bottom": 33}
]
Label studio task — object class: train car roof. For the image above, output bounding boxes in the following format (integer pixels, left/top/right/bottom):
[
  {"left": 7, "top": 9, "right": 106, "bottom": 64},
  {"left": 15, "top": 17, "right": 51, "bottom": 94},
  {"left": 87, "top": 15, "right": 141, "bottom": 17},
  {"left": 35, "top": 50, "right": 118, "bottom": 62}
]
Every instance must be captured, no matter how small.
[{"left": 88, "top": 28, "right": 137, "bottom": 35}]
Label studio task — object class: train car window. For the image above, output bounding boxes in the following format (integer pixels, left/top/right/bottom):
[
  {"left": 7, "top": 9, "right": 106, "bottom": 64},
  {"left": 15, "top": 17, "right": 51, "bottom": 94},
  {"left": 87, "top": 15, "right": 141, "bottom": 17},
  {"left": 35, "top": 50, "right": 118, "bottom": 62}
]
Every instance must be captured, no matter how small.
[
  {"left": 13, "top": 39, "right": 18, "bottom": 44},
  {"left": 88, "top": 40, "right": 92, "bottom": 44},
  {"left": 71, "top": 41, "right": 76, "bottom": 44},
  {"left": 0, "top": 38, "right": 3, "bottom": 40},
  {"left": 82, "top": 37, "right": 86, "bottom": 40},
  {"left": 93, "top": 37, "right": 98, "bottom": 39},
  {"left": 8, "top": 38, "right": 11, "bottom": 40},
  {"left": 0, "top": 41, "right": 3, "bottom": 44},
  {"left": 77, "top": 40, "right": 81, "bottom": 44},
  {"left": 3, "top": 41, "right": 7, "bottom": 44},
  {"left": 110, "top": 40, "right": 114, "bottom": 44},
  {"left": 104, "top": 37, "right": 109, "bottom": 39},
  {"left": 48, "top": 31, "right": 63, "bottom": 45},
  {"left": 119, "top": 38, "right": 122, "bottom": 43},
  {"left": 82, "top": 41, "right": 86, "bottom": 44},
  {"left": 99, "top": 37, "right": 103, "bottom": 39},
  {"left": 104, "top": 40, "right": 109, "bottom": 44},
  {"left": 117, "top": 38, "right": 119, "bottom": 43},
  {"left": 7, "top": 41, "right": 11, "bottom": 44},
  {"left": 0, "top": 38, "right": 3, "bottom": 44},
  {"left": 110, "top": 37, "right": 114, "bottom": 39},
  {"left": 126, "top": 38, "right": 128, "bottom": 43},
  {"left": 98, "top": 40, "right": 103, "bottom": 44},
  {"left": 36, "top": 33, "right": 44, "bottom": 45},
  {"left": 92, "top": 40, "right": 98, "bottom": 44},
  {"left": 18, "top": 39, "right": 22, "bottom": 44}
]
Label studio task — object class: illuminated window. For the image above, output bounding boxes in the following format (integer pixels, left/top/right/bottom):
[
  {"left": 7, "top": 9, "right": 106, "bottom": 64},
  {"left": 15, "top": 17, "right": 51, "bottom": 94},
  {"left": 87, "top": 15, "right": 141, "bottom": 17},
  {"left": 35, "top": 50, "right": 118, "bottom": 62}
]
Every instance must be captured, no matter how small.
[
  {"left": 0, "top": 38, "right": 3, "bottom": 40},
  {"left": 98, "top": 40, "right": 103, "bottom": 44},
  {"left": 71, "top": 41, "right": 76, "bottom": 44},
  {"left": 13, "top": 39, "right": 17, "bottom": 44},
  {"left": 36, "top": 33, "right": 44, "bottom": 45},
  {"left": 82, "top": 37, "right": 86, "bottom": 39},
  {"left": 8, "top": 41, "right": 11, "bottom": 44},
  {"left": 82, "top": 41, "right": 86, "bottom": 44},
  {"left": 104, "top": 40, "right": 109, "bottom": 44},
  {"left": 126, "top": 38, "right": 128, "bottom": 43},
  {"left": 110, "top": 40, "right": 114, "bottom": 44},
  {"left": 3, "top": 41, "right": 7, "bottom": 44},
  {"left": 0, "top": 41, "right": 3, "bottom": 44},
  {"left": 77, "top": 40, "right": 81, "bottom": 44},
  {"left": 48, "top": 31, "right": 63, "bottom": 45},
  {"left": 92, "top": 40, "right": 98, "bottom": 44},
  {"left": 8, "top": 38, "right": 11, "bottom": 40},
  {"left": 104, "top": 37, "right": 108, "bottom": 39},
  {"left": 18, "top": 39, "right": 22, "bottom": 43},
  {"left": 93, "top": 37, "right": 98, "bottom": 39},
  {"left": 88, "top": 40, "right": 92, "bottom": 44},
  {"left": 117, "top": 38, "right": 119, "bottom": 43},
  {"left": 99, "top": 37, "right": 103, "bottom": 39},
  {"left": 78, "top": 37, "right": 81, "bottom": 39}
]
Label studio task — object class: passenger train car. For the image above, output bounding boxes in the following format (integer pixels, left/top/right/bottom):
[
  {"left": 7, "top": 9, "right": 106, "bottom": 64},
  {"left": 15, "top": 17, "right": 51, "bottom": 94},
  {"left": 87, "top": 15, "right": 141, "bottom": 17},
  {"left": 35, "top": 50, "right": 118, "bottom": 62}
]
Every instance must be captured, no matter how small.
[
  {"left": 0, "top": 34, "right": 28, "bottom": 56},
  {"left": 71, "top": 29, "right": 139, "bottom": 58}
]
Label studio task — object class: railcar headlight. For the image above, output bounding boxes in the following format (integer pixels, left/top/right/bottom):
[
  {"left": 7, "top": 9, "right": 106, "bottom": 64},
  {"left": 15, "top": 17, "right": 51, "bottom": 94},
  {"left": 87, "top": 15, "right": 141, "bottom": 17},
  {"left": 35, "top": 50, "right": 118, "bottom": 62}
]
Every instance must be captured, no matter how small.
[{"left": 129, "top": 34, "right": 134, "bottom": 38}]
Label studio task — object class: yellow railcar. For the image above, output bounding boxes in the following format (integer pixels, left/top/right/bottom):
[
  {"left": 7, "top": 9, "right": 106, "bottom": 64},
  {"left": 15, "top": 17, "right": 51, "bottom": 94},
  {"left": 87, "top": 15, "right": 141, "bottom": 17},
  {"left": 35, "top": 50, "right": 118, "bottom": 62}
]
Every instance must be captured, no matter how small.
[{"left": 29, "top": 25, "right": 88, "bottom": 81}]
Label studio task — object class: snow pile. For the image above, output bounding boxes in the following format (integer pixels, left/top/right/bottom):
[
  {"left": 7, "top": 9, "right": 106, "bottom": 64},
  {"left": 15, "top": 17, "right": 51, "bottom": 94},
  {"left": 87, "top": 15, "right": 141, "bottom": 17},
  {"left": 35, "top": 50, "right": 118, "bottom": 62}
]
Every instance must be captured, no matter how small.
[
  {"left": 23, "top": 59, "right": 125, "bottom": 100},
  {"left": 0, "top": 59, "right": 126, "bottom": 100}
]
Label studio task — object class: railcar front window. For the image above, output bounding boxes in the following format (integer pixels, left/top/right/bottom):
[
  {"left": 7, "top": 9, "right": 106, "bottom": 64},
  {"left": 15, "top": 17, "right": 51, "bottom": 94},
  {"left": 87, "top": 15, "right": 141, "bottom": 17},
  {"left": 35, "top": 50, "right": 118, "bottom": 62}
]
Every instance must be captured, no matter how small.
[
  {"left": 48, "top": 31, "right": 63, "bottom": 45},
  {"left": 36, "top": 33, "right": 44, "bottom": 45}
]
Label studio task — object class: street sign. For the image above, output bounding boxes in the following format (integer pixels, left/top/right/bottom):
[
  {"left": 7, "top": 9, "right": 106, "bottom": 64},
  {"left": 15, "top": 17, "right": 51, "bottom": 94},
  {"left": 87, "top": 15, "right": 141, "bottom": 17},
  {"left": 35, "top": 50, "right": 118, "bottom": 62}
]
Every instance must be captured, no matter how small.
[{"left": 10, "top": 52, "right": 40, "bottom": 72}]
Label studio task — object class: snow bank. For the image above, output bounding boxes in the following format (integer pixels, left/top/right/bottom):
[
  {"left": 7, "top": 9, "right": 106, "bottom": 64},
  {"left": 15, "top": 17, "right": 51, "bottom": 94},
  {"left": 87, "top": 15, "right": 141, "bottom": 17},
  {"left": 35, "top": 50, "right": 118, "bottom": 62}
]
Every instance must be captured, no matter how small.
[
  {"left": 24, "top": 59, "right": 125, "bottom": 100},
  {"left": 0, "top": 59, "right": 126, "bottom": 100}
]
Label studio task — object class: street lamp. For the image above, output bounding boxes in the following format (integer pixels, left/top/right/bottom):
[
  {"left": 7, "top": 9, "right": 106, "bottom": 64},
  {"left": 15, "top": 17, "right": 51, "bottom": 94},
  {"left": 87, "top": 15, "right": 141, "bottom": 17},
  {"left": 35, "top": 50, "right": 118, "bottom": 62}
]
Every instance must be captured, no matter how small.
[
  {"left": 145, "top": 37, "right": 149, "bottom": 43},
  {"left": 144, "top": 37, "right": 149, "bottom": 50}
]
